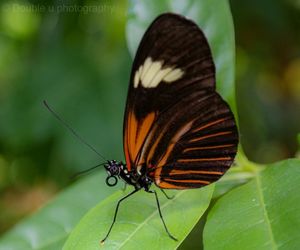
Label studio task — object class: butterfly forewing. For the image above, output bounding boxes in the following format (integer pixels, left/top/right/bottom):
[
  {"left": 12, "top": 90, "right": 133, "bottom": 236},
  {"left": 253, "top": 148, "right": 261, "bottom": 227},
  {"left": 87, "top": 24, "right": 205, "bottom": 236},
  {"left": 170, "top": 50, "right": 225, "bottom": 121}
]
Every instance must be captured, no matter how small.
[{"left": 123, "top": 13, "right": 238, "bottom": 189}]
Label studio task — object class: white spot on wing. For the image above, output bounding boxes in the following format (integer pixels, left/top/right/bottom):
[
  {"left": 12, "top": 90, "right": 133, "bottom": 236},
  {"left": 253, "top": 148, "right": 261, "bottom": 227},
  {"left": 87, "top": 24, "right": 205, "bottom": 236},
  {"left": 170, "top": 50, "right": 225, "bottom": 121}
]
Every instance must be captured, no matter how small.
[
  {"left": 164, "top": 68, "right": 184, "bottom": 83},
  {"left": 134, "top": 65, "right": 143, "bottom": 88},
  {"left": 151, "top": 67, "right": 172, "bottom": 87},
  {"left": 133, "top": 57, "right": 184, "bottom": 88},
  {"left": 141, "top": 57, "right": 152, "bottom": 79},
  {"left": 134, "top": 70, "right": 139, "bottom": 87},
  {"left": 143, "top": 61, "right": 162, "bottom": 87}
]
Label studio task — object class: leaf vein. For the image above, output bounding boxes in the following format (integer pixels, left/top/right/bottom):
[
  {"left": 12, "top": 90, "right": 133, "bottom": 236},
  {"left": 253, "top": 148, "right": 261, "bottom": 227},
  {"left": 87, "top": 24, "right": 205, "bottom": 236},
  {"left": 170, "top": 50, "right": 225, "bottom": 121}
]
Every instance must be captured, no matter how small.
[{"left": 255, "top": 174, "right": 277, "bottom": 250}]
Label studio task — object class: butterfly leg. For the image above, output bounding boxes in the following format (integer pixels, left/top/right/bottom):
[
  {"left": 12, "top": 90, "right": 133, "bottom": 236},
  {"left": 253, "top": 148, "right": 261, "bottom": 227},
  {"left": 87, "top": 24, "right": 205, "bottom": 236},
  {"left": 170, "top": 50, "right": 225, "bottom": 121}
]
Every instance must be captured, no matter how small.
[
  {"left": 101, "top": 188, "right": 139, "bottom": 243},
  {"left": 148, "top": 190, "right": 178, "bottom": 241},
  {"left": 160, "top": 189, "right": 174, "bottom": 200}
]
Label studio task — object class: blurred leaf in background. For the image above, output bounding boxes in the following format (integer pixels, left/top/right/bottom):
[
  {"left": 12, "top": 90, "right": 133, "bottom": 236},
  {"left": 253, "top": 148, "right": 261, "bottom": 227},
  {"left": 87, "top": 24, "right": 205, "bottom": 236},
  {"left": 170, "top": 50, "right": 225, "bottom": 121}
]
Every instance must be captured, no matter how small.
[
  {"left": 0, "top": 0, "right": 129, "bottom": 234},
  {"left": 231, "top": 0, "right": 300, "bottom": 163}
]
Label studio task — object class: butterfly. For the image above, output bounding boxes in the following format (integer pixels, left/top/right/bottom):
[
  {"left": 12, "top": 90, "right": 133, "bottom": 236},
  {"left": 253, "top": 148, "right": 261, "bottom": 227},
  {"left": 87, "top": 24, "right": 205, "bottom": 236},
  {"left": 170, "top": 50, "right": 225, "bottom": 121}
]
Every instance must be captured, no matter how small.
[{"left": 99, "top": 12, "right": 239, "bottom": 243}]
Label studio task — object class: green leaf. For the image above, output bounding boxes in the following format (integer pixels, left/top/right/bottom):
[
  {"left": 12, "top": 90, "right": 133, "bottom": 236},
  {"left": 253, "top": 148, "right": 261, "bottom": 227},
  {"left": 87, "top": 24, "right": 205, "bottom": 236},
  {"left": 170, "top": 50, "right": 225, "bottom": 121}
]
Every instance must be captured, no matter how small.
[
  {"left": 204, "top": 159, "right": 300, "bottom": 250},
  {"left": 63, "top": 185, "right": 214, "bottom": 250},
  {"left": 213, "top": 153, "right": 265, "bottom": 198},
  {"left": 0, "top": 171, "right": 118, "bottom": 250},
  {"left": 126, "top": 0, "right": 236, "bottom": 111}
]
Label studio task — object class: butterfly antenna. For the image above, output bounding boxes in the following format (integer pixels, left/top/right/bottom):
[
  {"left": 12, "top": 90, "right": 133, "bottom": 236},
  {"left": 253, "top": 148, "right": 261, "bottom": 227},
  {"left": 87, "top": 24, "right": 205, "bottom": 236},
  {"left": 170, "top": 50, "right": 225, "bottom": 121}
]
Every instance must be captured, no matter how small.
[
  {"left": 71, "top": 162, "right": 107, "bottom": 180},
  {"left": 43, "top": 100, "right": 107, "bottom": 161}
]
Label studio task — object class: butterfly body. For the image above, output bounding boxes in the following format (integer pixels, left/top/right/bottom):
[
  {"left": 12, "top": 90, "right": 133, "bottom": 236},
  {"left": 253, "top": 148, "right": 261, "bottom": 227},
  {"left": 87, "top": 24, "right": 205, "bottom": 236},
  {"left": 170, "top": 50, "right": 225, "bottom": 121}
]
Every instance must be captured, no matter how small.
[{"left": 104, "top": 160, "right": 152, "bottom": 191}]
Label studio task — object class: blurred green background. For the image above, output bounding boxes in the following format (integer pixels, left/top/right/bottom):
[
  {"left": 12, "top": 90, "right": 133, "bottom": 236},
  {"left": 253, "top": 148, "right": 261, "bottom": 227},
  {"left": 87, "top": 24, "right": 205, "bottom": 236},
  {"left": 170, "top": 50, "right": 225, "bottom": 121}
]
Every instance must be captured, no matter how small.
[{"left": 0, "top": 0, "right": 299, "bottom": 236}]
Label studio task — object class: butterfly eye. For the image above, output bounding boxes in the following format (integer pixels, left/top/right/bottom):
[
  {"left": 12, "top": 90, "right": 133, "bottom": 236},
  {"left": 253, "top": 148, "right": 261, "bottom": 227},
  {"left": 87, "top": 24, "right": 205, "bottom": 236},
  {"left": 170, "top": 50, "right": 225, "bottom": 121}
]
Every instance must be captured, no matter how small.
[
  {"left": 105, "top": 161, "right": 121, "bottom": 175},
  {"left": 106, "top": 176, "right": 118, "bottom": 186},
  {"left": 111, "top": 165, "right": 120, "bottom": 175}
]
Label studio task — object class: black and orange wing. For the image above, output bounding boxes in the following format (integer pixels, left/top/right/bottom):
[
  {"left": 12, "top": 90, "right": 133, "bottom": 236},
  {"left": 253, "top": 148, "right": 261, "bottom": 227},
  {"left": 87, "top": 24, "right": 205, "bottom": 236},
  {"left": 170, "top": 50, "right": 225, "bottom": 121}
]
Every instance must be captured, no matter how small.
[
  {"left": 146, "top": 91, "right": 238, "bottom": 189},
  {"left": 123, "top": 13, "right": 238, "bottom": 189}
]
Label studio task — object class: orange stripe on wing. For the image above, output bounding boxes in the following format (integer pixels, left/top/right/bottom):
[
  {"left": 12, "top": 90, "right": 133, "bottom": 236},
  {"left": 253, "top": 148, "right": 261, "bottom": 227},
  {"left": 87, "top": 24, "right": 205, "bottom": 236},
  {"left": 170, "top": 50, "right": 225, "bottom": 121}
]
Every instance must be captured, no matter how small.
[
  {"left": 189, "top": 131, "right": 232, "bottom": 143},
  {"left": 124, "top": 111, "right": 137, "bottom": 171},
  {"left": 156, "top": 181, "right": 187, "bottom": 189},
  {"left": 124, "top": 144, "right": 132, "bottom": 171},
  {"left": 128, "top": 111, "right": 138, "bottom": 160},
  {"left": 177, "top": 157, "right": 231, "bottom": 163},
  {"left": 157, "top": 121, "right": 193, "bottom": 165},
  {"left": 135, "top": 112, "right": 155, "bottom": 158},
  {"left": 163, "top": 178, "right": 210, "bottom": 185},
  {"left": 192, "top": 118, "right": 228, "bottom": 133},
  {"left": 153, "top": 121, "right": 194, "bottom": 179},
  {"left": 168, "top": 170, "right": 224, "bottom": 175},
  {"left": 183, "top": 144, "right": 235, "bottom": 153},
  {"left": 126, "top": 111, "right": 155, "bottom": 165}
]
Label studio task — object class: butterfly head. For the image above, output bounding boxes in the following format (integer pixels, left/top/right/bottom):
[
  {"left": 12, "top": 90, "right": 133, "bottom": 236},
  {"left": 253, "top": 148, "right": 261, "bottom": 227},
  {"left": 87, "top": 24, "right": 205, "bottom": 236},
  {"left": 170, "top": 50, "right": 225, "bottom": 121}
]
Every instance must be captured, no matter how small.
[{"left": 104, "top": 160, "right": 123, "bottom": 187}]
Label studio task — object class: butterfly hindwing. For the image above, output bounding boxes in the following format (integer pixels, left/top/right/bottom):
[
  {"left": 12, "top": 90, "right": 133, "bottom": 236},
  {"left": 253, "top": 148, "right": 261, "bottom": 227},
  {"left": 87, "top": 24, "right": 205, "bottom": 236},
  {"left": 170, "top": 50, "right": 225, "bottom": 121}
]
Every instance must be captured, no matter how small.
[
  {"left": 147, "top": 92, "right": 238, "bottom": 189},
  {"left": 123, "top": 13, "right": 238, "bottom": 188}
]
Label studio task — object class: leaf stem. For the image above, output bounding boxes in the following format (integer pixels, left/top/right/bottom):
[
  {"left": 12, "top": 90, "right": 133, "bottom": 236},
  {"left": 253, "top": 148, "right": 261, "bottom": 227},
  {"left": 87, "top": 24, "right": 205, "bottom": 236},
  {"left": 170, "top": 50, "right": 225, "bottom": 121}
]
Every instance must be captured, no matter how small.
[{"left": 220, "top": 147, "right": 265, "bottom": 184}]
